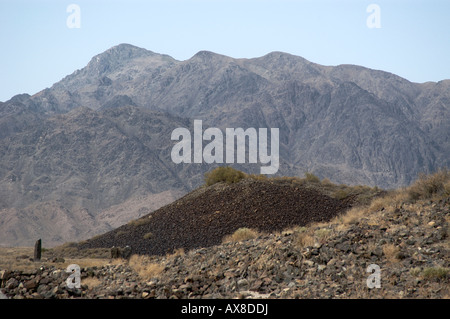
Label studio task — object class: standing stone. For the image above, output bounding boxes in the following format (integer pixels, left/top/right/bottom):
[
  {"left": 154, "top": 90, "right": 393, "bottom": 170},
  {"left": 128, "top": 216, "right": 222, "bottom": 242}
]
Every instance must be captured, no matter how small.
[
  {"left": 34, "top": 239, "right": 42, "bottom": 262},
  {"left": 111, "top": 247, "right": 120, "bottom": 259}
]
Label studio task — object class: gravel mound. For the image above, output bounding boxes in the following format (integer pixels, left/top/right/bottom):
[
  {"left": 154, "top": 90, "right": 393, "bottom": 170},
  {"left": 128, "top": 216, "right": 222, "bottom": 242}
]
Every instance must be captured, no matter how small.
[{"left": 78, "top": 179, "right": 350, "bottom": 255}]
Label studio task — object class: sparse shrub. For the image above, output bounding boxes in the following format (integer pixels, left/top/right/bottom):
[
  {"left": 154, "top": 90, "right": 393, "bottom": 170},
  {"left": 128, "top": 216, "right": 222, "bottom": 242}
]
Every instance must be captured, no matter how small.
[
  {"left": 204, "top": 166, "right": 246, "bottom": 186},
  {"left": 293, "top": 227, "right": 315, "bottom": 248},
  {"left": 293, "top": 226, "right": 308, "bottom": 233},
  {"left": 290, "top": 178, "right": 306, "bottom": 187},
  {"left": 315, "top": 228, "right": 332, "bottom": 243},
  {"left": 294, "top": 231, "right": 315, "bottom": 248},
  {"left": 83, "top": 277, "right": 102, "bottom": 289},
  {"left": 143, "top": 232, "right": 153, "bottom": 240},
  {"left": 165, "top": 247, "right": 186, "bottom": 258},
  {"left": 321, "top": 178, "right": 335, "bottom": 186},
  {"left": 410, "top": 267, "right": 422, "bottom": 277},
  {"left": 129, "top": 254, "right": 164, "bottom": 280},
  {"left": 223, "top": 227, "right": 259, "bottom": 243},
  {"left": 444, "top": 179, "right": 450, "bottom": 195},
  {"left": 382, "top": 243, "right": 400, "bottom": 263},
  {"left": 128, "top": 216, "right": 152, "bottom": 227},
  {"left": 333, "top": 189, "right": 350, "bottom": 200},
  {"left": 339, "top": 207, "right": 366, "bottom": 225},
  {"left": 421, "top": 267, "right": 449, "bottom": 281},
  {"left": 368, "top": 197, "right": 388, "bottom": 212},
  {"left": 367, "top": 190, "right": 408, "bottom": 214},
  {"left": 409, "top": 266, "right": 449, "bottom": 281},
  {"left": 407, "top": 168, "right": 449, "bottom": 201},
  {"left": 304, "top": 172, "right": 320, "bottom": 183},
  {"left": 171, "top": 248, "right": 185, "bottom": 256}
]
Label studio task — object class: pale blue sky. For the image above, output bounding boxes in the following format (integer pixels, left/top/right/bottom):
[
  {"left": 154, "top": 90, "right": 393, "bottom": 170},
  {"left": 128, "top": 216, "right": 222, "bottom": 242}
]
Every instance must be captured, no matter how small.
[{"left": 1, "top": 0, "right": 449, "bottom": 102}]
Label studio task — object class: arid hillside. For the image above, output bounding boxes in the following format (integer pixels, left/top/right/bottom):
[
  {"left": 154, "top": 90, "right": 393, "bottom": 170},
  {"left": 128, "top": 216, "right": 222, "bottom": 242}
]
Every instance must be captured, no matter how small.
[{"left": 1, "top": 169, "right": 448, "bottom": 299}]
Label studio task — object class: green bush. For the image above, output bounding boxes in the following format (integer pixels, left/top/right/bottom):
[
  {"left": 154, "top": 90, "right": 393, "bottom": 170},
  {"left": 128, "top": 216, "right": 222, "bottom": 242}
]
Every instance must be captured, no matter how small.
[
  {"left": 421, "top": 267, "right": 449, "bottom": 281},
  {"left": 410, "top": 267, "right": 449, "bottom": 281},
  {"left": 204, "top": 166, "right": 246, "bottom": 186}
]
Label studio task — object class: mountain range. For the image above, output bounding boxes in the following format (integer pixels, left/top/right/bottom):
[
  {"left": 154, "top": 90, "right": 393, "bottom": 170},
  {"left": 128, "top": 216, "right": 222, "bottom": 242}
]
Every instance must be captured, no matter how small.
[{"left": 0, "top": 43, "right": 448, "bottom": 247}]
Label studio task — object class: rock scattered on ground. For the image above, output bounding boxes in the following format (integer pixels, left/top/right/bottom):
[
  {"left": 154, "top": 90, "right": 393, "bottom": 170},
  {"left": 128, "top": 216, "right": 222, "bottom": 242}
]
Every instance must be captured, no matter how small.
[{"left": 1, "top": 198, "right": 448, "bottom": 299}]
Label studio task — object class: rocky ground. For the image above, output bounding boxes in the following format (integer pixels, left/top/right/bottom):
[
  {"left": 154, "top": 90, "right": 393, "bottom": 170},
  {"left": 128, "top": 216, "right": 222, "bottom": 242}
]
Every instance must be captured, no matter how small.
[{"left": 1, "top": 196, "right": 448, "bottom": 299}]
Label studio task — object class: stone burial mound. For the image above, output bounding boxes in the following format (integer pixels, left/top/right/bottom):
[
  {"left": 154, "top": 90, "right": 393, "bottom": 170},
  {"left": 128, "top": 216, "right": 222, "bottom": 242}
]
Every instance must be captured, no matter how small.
[{"left": 78, "top": 178, "right": 351, "bottom": 256}]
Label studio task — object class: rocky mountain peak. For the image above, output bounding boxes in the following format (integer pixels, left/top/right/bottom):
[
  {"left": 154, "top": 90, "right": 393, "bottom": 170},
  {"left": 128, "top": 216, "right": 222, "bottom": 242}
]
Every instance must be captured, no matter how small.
[
  {"left": 190, "top": 50, "right": 232, "bottom": 64},
  {"left": 260, "top": 51, "right": 307, "bottom": 63},
  {"left": 84, "top": 43, "right": 155, "bottom": 76},
  {"left": 94, "top": 43, "right": 155, "bottom": 62}
]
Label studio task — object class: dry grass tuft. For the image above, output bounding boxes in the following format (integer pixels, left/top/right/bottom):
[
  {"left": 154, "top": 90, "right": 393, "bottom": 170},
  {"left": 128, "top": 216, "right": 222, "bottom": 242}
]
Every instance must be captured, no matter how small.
[
  {"left": 82, "top": 276, "right": 103, "bottom": 289},
  {"left": 382, "top": 243, "right": 400, "bottom": 263},
  {"left": 170, "top": 248, "right": 185, "bottom": 257},
  {"left": 128, "top": 216, "right": 152, "bottom": 227},
  {"left": 304, "top": 172, "right": 321, "bottom": 183},
  {"left": 367, "top": 189, "right": 408, "bottom": 213},
  {"left": 143, "top": 232, "right": 153, "bottom": 240},
  {"left": 314, "top": 228, "right": 332, "bottom": 243},
  {"left": 128, "top": 254, "right": 164, "bottom": 280},
  {"left": 411, "top": 267, "right": 449, "bottom": 281},
  {"left": 223, "top": 227, "right": 259, "bottom": 243},
  {"left": 292, "top": 226, "right": 315, "bottom": 248},
  {"left": 407, "top": 168, "right": 450, "bottom": 201},
  {"left": 333, "top": 207, "right": 368, "bottom": 229},
  {"left": 421, "top": 267, "right": 449, "bottom": 281}
]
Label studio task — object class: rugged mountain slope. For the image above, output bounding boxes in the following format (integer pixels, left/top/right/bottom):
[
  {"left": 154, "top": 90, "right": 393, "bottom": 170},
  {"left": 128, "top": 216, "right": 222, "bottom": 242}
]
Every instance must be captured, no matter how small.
[
  {"left": 12, "top": 44, "right": 448, "bottom": 187},
  {"left": 0, "top": 105, "right": 189, "bottom": 246},
  {"left": 0, "top": 43, "right": 448, "bottom": 247}
]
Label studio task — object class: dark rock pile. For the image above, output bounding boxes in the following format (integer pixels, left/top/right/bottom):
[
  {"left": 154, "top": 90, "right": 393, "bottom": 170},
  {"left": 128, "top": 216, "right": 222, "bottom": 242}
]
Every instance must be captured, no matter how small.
[{"left": 78, "top": 179, "right": 350, "bottom": 255}]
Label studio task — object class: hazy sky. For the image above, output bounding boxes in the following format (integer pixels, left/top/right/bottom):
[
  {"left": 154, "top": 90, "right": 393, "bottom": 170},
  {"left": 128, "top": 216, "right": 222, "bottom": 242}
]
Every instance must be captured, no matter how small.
[{"left": 1, "top": 0, "right": 449, "bottom": 102}]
